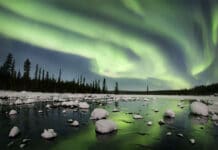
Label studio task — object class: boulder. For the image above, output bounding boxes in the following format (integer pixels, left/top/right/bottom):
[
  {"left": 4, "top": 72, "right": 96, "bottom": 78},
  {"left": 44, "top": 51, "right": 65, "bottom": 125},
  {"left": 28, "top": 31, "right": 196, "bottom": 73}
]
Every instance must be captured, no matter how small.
[
  {"left": 190, "top": 102, "right": 208, "bottom": 116},
  {"left": 90, "top": 108, "right": 109, "bottom": 120},
  {"left": 95, "top": 119, "right": 117, "bottom": 134}
]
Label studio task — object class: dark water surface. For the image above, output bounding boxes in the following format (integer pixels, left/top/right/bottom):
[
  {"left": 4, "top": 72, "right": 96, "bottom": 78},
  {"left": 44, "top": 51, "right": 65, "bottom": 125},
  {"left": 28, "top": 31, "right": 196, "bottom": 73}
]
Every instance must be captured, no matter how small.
[{"left": 0, "top": 98, "right": 217, "bottom": 150}]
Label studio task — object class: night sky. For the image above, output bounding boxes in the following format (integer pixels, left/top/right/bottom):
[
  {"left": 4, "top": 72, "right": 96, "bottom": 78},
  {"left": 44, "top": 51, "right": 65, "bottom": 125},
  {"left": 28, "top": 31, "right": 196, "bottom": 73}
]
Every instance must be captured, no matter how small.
[{"left": 0, "top": 0, "right": 218, "bottom": 91}]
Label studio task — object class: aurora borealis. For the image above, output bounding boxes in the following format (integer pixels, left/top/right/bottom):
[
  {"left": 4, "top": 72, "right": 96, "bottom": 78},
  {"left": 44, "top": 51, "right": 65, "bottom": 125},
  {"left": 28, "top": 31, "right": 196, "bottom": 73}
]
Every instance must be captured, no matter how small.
[{"left": 0, "top": 0, "right": 218, "bottom": 90}]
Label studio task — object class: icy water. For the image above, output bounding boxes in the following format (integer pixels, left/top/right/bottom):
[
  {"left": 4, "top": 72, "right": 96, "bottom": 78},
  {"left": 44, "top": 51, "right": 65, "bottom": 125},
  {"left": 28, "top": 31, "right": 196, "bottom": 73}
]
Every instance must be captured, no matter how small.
[{"left": 0, "top": 98, "right": 218, "bottom": 150}]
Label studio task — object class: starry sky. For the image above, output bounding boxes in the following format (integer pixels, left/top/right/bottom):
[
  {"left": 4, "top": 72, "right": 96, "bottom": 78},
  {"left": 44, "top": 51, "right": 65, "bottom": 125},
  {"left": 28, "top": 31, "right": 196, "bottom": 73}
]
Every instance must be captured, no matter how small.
[{"left": 0, "top": 0, "right": 218, "bottom": 91}]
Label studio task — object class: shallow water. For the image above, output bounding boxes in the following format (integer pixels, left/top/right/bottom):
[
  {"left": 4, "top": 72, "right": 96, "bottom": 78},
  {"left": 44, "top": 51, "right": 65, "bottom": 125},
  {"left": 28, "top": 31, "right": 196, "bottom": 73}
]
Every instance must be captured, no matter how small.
[{"left": 0, "top": 98, "right": 218, "bottom": 150}]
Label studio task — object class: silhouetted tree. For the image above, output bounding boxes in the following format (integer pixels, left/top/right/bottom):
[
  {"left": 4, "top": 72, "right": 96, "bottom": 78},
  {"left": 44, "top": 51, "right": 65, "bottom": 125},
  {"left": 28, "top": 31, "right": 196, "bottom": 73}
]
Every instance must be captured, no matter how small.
[
  {"left": 23, "top": 59, "right": 31, "bottom": 90},
  {"left": 115, "top": 82, "right": 119, "bottom": 94},
  {"left": 102, "top": 78, "right": 107, "bottom": 93}
]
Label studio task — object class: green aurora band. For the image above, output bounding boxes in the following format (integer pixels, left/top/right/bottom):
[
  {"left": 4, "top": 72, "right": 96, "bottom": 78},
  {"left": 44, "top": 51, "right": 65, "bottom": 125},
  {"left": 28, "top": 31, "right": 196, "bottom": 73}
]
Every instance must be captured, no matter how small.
[{"left": 0, "top": 0, "right": 217, "bottom": 90}]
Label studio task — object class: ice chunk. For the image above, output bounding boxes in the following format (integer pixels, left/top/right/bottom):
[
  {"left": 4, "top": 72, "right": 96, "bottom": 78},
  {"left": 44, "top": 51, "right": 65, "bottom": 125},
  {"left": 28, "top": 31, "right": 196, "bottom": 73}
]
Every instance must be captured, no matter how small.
[
  {"left": 95, "top": 119, "right": 117, "bottom": 134},
  {"left": 90, "top": 108, "right": 109, "bottom": 120},
  {"left": 190, "top": 102, "right": 208, "bottom": 116},
  {"left": 9, "top": 126, "right": 20, "bottom": 138}
]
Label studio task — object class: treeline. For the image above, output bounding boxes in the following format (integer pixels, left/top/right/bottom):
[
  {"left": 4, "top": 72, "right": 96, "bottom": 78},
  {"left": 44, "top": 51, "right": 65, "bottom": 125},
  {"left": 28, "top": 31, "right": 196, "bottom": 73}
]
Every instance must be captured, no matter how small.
[
  {"left": 0, "top": 53, "right": 119, "bottom": 93},
  {"left": 146, "top": 83, "right": 218, "bottom": 95}
]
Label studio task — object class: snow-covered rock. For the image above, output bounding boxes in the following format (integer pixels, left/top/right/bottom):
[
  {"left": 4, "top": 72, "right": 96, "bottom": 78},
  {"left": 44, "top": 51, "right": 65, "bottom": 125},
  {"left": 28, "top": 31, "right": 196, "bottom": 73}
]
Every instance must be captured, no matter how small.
[
  {"left": 164, "top": 109, "right": 175, "bottom": 118},
  {"left": 158, "top": 119, "right": 165, "bottom": 125},
  {"left": 41, "top": 129, "right": 57, "bottom": 140},
  {"left": 9, "top": 126, "right": 20, "bottom": 138},
  {"left": 112, "top": 108, "right": 119, "bottom": 112},
  {"left": 189, "top": 138, "right": 195, "bottom": 144},
  {"left": 95, "top": 119, "right": 117, "bottom": 134},
  {"left": 133, "top": 114, "right": 143, "bottom": 119},
  {"left": 166, "top": 132, "right": 172, "bottom": 136},
  {"left": 38, "top": 110, "right": 43, "bottom": 113},
  {"left": 78, "top": 102, "right": 89, "bottom": 109},
  {"left": 90, "top": 108, "right": 109, "bottom": 120},
  {"left": 15, "top": 99, "right": 23, "bottom": 105},
  {"left": 147, "top": 121, "right": 152, "bottom": 126},
  {"left": 71, "top": 120, "right": 79, "bottom": 127},
  {"left": 190, "top": 102, "right": 208, "bottom": 116},
  {"left": 9, "top": 110, "right": 17, "bottom": 115},
  {"left": 212, "top": 114, "right": 218, "bottom": 121}
]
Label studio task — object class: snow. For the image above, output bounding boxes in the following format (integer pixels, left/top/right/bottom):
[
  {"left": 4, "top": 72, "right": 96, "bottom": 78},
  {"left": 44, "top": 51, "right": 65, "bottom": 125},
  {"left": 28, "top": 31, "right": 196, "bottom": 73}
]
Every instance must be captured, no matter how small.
[
  {"left": 95, "top": 119, "right": 117, "bottom": 134},
  {"left": 190, "top": 102, "right": 208, "bottom": 116},
  {"left": 41, "top": 129, "right": 57, "bottom": 139},
  {"left": 90, "top": 108, "right": 109, "bottom": 120},
  {"left": 133, "top": 114, "right": 143, "bottom": 119},
  {"left": 9, "top": 109, "right": 17, "bottom": 115},
  {"left": 78, "top": 102, "right": 89, "bottom": 109},
  {"left": 9, "top": 126, "right": 20, "bottom": 138},
  {"left": 164, "top": 109, "right": 175, "bottom": 118}
]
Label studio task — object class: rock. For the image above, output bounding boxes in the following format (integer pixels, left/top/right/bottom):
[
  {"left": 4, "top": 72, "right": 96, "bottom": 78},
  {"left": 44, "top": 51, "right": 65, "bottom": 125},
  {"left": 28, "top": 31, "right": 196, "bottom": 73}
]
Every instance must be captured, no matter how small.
[
  {"left": 147, "top": 121, "right": 152, "bottom": 126},
  {"left": 19, "top": 144, "right": 25, "bottom": 148},
  {"left": 212, "top": 114, "right": 218, "bottom": 121},
  {"left": 67, "top": 119, "right": 73, "bottom": 123},
  {"left": 9, "top": 126, "right": 20, "bottom": 138},
  {"left": 112, "top": 108, "right": 119, "bottom": 112},
  {"left": 9, "top": 110, "right": 17, "bottom": 115},
  {"left": 90, "top": 108, "right": 109, "bottom": 120},
  {"left": 38, "top": 110, "right": 43, "bottom": 113},
  {"left": 79, "top": 102, "right": 89, "bottom": 109},
  {"left": 158, "top": 119, "right": 165, "bottom": 125},
  {"left": 41, "top": 129, "right": 57, "bottom": 140},
  {"left": 95, "top": 119, "right": 117, "bottom": 134},
  {"left": 154, "top": 109, "right": 159, "bottom": 113},
  {"left": 189, "top": 138, "right": 195, "bottom": 144},
  {"left": 166, "top": 132, "right": 172, "bottom": 136},
  {"left": 190, "top": 102, "right": 208, "bottom": 116},
  {"left": 133, "top": 114, "right": 143, "bottom": 119},
  {"left": 177, "top": 133, "right": 184, "bottom": 138},
  {"left": 22, "top": 138, "right": 31, "bottom": 143},
  {"left": 71, "top": 120, "right": 79, "bottom": 127},
  {"left": 15, "top": 99, "right": 23, "bottom": 105},
  {"left": 7, "top": 141, "right": 14, "bottom": 147},
  {"left": 164, "top": 110, "right": 175, "bottom": 118},
  {"left": 46, "top": 104, "right": 51, "bottom": 109},
  {"left": 62, "top": 110, "right": 67, "bottom": 113}
]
